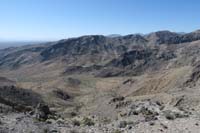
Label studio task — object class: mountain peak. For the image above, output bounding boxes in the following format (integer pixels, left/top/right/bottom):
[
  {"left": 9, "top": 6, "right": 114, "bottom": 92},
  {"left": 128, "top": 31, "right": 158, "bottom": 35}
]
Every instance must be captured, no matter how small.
[
  {"left": 193, "top": 29, "right": 200, "bottom": 33},
  {"left": 107, "top": 34, "right": 122, "bottom": 38}
]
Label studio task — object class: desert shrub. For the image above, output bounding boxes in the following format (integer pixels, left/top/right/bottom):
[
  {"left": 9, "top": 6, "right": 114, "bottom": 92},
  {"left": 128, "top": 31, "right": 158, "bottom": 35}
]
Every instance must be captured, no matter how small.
[
  {"left": 72, "top": 119, "right": 81, "bottom": 126},
  {"left": 82, "top": 117, "right": 95, "bottom": 126},
  {"left": 102, "top": 117, "right": 111, "bottom": 124}
]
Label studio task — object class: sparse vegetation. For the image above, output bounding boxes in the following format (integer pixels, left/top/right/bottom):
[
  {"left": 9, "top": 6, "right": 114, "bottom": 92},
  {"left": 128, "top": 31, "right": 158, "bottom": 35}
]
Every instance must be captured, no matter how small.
[
  {"left": 72, "top": 119, "right": 81, "bottom": 126},
  {"left": 82, "top": 117, "right": 95, "bottom": 126}
]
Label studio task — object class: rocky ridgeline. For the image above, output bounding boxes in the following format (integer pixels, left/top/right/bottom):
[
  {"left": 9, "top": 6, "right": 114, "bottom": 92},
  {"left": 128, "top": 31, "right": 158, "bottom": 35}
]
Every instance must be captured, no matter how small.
[{"left": 0, "top": 30, "right": 200, "bottom": 73}]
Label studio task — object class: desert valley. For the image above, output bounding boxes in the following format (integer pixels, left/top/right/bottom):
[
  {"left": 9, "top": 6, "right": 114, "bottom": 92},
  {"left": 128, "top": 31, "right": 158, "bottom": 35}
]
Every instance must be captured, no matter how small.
[{"left": 1, "top": 30, "right": 200, "bottom": 132}]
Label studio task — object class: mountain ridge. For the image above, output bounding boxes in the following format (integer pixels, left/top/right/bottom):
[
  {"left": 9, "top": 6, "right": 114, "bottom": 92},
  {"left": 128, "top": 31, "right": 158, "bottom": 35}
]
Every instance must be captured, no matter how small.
[{"left": 0, "top": 30, "right": 200, "bottom": 73}]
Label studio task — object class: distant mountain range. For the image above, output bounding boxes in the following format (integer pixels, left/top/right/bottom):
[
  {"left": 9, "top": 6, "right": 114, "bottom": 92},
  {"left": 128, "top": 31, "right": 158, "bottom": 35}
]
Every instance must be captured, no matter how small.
[{"left": 0, "top": 29, "right": 200, "bottom": 77}]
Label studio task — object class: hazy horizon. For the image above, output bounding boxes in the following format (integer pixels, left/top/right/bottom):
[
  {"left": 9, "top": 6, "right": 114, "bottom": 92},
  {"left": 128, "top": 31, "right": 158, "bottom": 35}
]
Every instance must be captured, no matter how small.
[{"left": 0, "top": 29, "right": 198, "bottom": 49}]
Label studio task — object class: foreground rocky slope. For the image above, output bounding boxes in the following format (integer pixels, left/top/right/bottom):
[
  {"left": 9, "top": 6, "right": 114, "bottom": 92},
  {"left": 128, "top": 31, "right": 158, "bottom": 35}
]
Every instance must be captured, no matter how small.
[{"left": 1, "top": 30, "right": 200, "bottom": 132}]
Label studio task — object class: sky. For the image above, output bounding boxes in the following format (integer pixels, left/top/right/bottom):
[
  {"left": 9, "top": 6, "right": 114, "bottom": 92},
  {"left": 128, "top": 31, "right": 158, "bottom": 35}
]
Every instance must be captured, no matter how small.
[{"left": 0, "top": 0, "right": 199, "bottom": 41}]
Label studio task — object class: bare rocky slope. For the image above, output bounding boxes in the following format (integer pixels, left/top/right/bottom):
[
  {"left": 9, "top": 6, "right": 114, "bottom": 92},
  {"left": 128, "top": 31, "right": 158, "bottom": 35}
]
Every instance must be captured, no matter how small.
[{"left": 1, "top": 30, "right": 200, "bottom": 132}]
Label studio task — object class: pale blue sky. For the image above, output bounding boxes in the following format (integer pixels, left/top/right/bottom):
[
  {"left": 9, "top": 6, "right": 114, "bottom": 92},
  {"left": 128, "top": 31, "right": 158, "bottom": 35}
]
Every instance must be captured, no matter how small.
[{"left": 0, "top": 0, "right": 199, "bottom": 41}]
